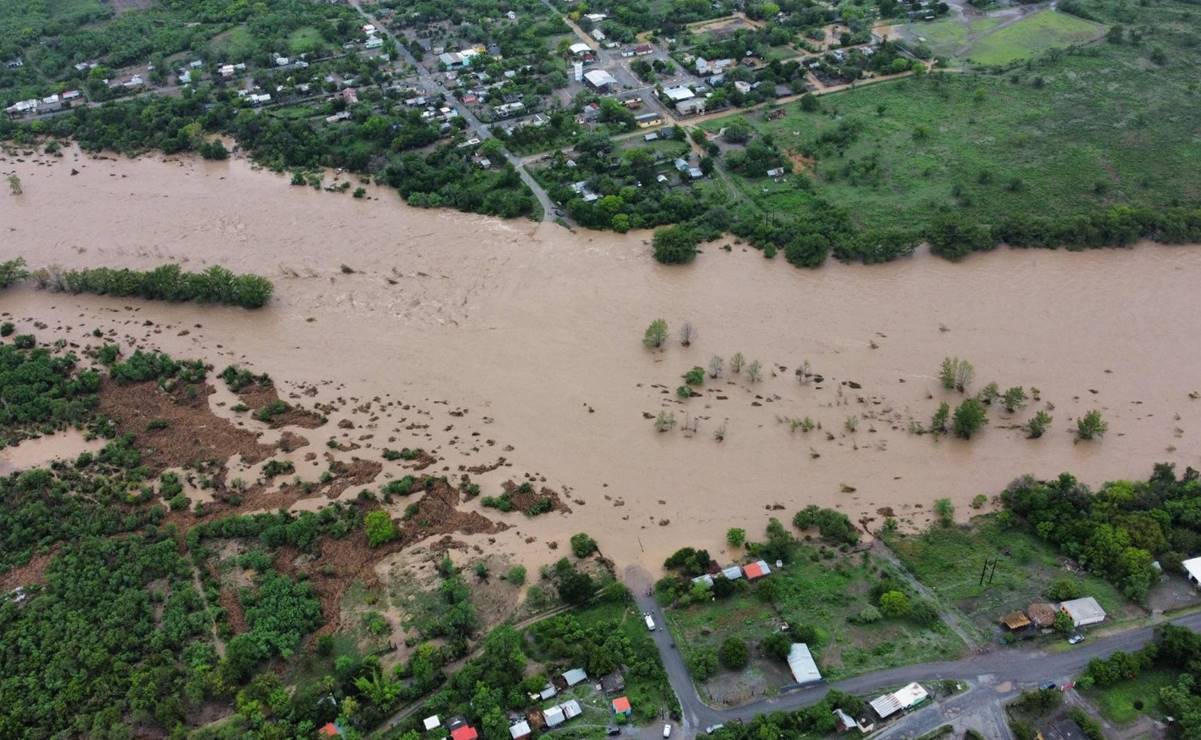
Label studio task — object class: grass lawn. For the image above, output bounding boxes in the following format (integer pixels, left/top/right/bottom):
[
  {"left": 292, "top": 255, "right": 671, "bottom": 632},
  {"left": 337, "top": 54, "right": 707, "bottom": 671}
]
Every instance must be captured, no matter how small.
[
  {"left": 884, "top": 517, "right": 1138, "bottom": 635},
  {"left": 966, "top": 10, "right": 1105, "bottom": 66},
  {"left": 287, "top": 26, "right": 326, "bottom": 55},
  {"left": 666, "top": 546, "right": 967, "bottom": 687},
  {"left": 207, "top": 25, "right": 257, "bottom": 60},
  {"left": 907, "top": 16, "right": 1003, "bottom": 58},
  {"left": 1083, "top": 669, "right": 1178, "bottom": 725},
  {"left": 697, "top": 14, "right": 1201, "bottom": 234}
]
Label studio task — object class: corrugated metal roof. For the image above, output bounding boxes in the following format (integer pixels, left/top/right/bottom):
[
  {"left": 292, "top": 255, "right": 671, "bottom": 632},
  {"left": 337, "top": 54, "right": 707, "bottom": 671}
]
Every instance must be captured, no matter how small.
[{"left": 787, "top": 643, "right": 821, "bottom": 684}]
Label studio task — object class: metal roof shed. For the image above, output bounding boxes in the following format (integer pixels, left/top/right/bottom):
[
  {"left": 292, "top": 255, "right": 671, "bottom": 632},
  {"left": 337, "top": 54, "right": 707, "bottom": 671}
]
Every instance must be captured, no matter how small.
[
  {"left": 787, "top": 643, "right": 821, "bottom": 684},
  {"left": 1059, "top": 596, "right": 1106, "bottom": 627}
]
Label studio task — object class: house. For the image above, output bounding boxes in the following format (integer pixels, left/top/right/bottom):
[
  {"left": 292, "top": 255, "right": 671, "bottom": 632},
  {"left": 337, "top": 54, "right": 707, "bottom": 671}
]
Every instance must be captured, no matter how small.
[
  {"left": 318, "top": 722, "right": 341, "bottom": 736},
  {"left": 326, "top": 111, "right": 351, "bottom": 123},
  {"left": 559, "top": 700, "right": 582, "bottom": 720},
  {"left": 365, "top": 37, "right": 384, "bottom": 49},
  {"left": 600, "top": 671, "right": 625, "bottom": 694},
  {"left": 275, "top": 56, "right": 290, "bottom": 66},
  {"left": 663, "top": 86, "right": 695, "bottom": 103},
  {"left": 674, "top": 158, "right": 690, "bottom": 173},
  {"left": 562, "top": 668, "right": 588, "bottom": 687},
  {"left": 532, "top": 683, "right": 557, "bottom": 701},
  {"left": 612, "top": 696, "right": 632, "bottom": 717},
  {"left": 869, "top": 682, "right": 930, "bottom": 720},
  {"left": 248, "top": 93, "right": 271, "bottom": 105},
  {"left": 634, "top": 44, "right": 655, "bottom": 56},
  {"left": 591, "top": 28, "right": 606, "bottom": 42},
  {"left": 622, "top": 97, "right": 643, "bottom": 109},
  {"left": 688, "top": 167, "right": 703, "bottom": 179},
  {"left": 569, "top": 42, "right": 592, "bottom": 56},
  {"left": 450, "top": 726, "right": 479, "bottom": 740},
  {"left": 584, "top": 12, "right": 608, "bottom": 22},
  {"left": 766, "top": 167, "right": 786, "bottom": 179},
  {"left": 675, "top": 97, "right": 706, "bottom": 115},
  {"left": 787, "top": 643, "right": 822, "bottom": 684},
  {"left": 734, "top": 80, "right": 753, "bottom": 94},
  {"left": 543, "top": 705, "right": 565, "bottom": 728},
  {"left": 509, "top": 720, "right": 531, "bottom": 739},
  {"left": 493, "top": 101, "right": 525, "bottom": 118},
  {"left": 1059, "top": 597, "right": 1106, "bottom": 628},
  {"left": 743, "top": 560, "right": 772, "bottom": 580},
  {"left": 423, "top": 715, "right": 442, "bottom": 731},
  {"left": 1184, "top": 556, "right": 1201, "bottom": 588},
  {"left": 643, "top": 132, "right": 659, "bottom": 142},
  {"left": 635, "top": 112, "right": 662, "bottom": 128},
  {"left": 695, "top": 57, "right": 733, "bottom": 75},
  {"left": 583, "top": 69, "right": 617, "bottom": 91},
  {"left": 721, "top": 564, "right": 743, "bottom": 580}
]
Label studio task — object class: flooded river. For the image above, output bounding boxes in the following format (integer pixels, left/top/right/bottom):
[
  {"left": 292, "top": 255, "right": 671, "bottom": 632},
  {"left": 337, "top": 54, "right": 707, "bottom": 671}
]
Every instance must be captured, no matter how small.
[{"left": 3, "top": 147, "right": 1200, "bottom": 570}]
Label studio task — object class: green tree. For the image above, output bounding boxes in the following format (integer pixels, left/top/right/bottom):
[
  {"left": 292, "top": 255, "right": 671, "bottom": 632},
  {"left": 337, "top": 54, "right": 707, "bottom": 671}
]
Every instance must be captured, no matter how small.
[
  {"left": 643, "top": 319, "right": 669, "bottom": 349},
  {"left": 1002, "top": 386, "right": 1028, "bottom": 413},
  {"left": 1076, "top": 410, "right": 1108, "bottom": 441},
  {"left": 1026, "top": 410, "right": 1052, "bottom": 439},
  {"left": 879, "top": 590, "right": 911, "bottom": 618},
  {"left": 934, "top": 498, "right": 955, "bottom": 527},
  {"left": 727, "top": 528, "right": 746, "bottom": 548},
  {"left": 1053, "top": 609, "right": 1075, "bottom": 635},
  {"left": 930, "top": 402, "right": 951, "bottom": 435},
  {"left": 652, "top": 225, "right": 699, "bottom": 264},
  {"left": 364, "top": 510, "right": 397, "bottom": 548},
  {"left": 718, "top": 637, "right": 749, "bottom": 670},
  {"left": 953, "top": 398, "right": 987, "bottom": 439},
  {"left": 570, "top": 532, "right": 598, "bottom": 558}
]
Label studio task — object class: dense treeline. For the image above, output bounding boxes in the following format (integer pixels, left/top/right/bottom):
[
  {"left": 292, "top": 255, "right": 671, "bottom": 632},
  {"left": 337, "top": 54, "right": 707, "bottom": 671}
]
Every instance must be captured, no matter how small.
[
  {"left": 33, "top": 263, "right": 274, "bottom": 309},
  {"left": 0, "top": 341, "right": 100, "bottom": 447},
  {"left": 1000, "top": 464, "right": 1201, "bottom": 601}
]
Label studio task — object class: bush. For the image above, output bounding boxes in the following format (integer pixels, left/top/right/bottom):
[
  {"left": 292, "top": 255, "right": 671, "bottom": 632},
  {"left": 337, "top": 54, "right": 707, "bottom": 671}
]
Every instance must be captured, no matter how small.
[
  {"left": 952, "top": 399, "right": 987, "bottom": 439},
  {"left": 688, "top": 647, "right": 719, "bottom": 680},
  {"left": 792, "top": 505, "right": 859, "bottom": 545},
  {"left": 851, "top": 605, "right": 883, "bottom": 625},
  {"left": 364, "top": 510, "right": 398, "bottom": 548},
  {"left": 1076, "top": 410, "right": 1107, "bottom": 440},
  {"left": 652, "top": 225, "right": 700, "bottom": 264},
  {"left": 506, "top": 565, "right": 527, "bottom": 585},
  {"left": 1044, "top": 578, "right": 1084, "bottom": 601},
  {"left": 718, "top": 637, "right": 749, "bottom": 670},
  {"left": 643, "top": 319, "right": 669, "bottom": 349},
  {"left": 879, "top": 590, "right": 911, "bottom": 618},
  {"left": 727, "top": 528, "right": 746, "bottom": 548},
  {"left": 570, "top": 532, "right": 597, "bottom": 558}
]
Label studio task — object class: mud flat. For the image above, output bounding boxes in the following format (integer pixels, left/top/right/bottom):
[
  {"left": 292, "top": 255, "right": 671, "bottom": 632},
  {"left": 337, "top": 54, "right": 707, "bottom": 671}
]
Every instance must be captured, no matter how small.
[{"left": 4, "top": 147, "right": 1201, "bottom": 572}]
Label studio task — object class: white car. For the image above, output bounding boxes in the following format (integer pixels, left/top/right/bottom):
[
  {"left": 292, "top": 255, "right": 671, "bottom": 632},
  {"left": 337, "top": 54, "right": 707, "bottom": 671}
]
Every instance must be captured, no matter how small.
[
  {"left": 662, "top": 723, "right": 672, "bottom": 737},
  {"left": 644, "top": 614, "right": 656, "bottom": 631}
]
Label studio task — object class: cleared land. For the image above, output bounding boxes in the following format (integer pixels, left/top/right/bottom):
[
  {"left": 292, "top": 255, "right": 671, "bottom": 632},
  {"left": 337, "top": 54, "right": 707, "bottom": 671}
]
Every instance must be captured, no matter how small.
[
  {"left": 883, "top": 518, "right": 1138, "bottom": 636},
  {"left": 701, "top": 33, "right": 1201, "bottom": 232},
  {"left": 1081, "top": 668, "right": 1177, "bottom": 725},
  {"left": 965, "top": 10, "right": 1105, "bottom": 66},
  {"left": 665, "top": 546, "right": 966, "bottom": 692}
]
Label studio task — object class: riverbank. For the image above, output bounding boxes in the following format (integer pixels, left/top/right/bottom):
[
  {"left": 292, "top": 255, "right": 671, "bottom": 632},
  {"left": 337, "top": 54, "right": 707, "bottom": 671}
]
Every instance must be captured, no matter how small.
[{"left": 4, "top": 146, "right": 1201, "bottom": 572}]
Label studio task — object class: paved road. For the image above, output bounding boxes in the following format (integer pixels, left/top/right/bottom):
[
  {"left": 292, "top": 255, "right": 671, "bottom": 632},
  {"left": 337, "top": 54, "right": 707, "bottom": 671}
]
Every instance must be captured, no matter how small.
[
  {"left": 626, "top": 561, "right": 1201, "bottom": 735},
  {"left": 347, "top": 0, "right": 556, "bottom": 220}
]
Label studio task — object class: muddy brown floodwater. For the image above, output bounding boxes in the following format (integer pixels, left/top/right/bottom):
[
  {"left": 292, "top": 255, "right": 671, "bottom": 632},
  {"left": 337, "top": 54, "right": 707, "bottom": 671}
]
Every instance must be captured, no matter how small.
[{"left": 3, "top": 147, "right": 1201, "bottom": 573}]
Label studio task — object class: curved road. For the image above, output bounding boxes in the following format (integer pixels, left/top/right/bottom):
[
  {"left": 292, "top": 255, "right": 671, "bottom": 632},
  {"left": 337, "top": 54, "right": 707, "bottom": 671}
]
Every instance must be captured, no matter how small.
[{"left": 625, "top": 565, "right": 1201, "bottom": 735}]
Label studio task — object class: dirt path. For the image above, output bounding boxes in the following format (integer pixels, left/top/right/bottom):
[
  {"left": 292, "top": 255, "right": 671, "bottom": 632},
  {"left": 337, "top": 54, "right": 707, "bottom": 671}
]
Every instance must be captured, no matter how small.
[{"left": 191, "top": 562, "right": 227, "bottom": 658}]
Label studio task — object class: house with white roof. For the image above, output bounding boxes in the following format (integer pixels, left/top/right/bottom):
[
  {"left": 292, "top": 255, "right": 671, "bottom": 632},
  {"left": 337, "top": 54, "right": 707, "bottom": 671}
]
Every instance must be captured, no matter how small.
[
  {"left": 1059, "top": 596, "right": 1106, "bottom": 628},
  {"left": 1183, "top": 556, "right": 1201, "bottom": 588}
]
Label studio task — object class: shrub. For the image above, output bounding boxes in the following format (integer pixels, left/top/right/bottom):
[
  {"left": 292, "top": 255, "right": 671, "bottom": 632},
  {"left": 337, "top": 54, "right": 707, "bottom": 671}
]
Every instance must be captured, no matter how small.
[
  {"left": 506, "top": 565, "right": 527, "bottom": 585},
  {"left": 570, "top": 533, "right": 597, "bottom": 558},
  {"left": 688, "top": 647, "right": 719, "bottom": 680},
  {"left": 727, "top": 528, "right": 746, "bottom": 548},
  {"left": 851, "top": 605, "right": 882, "bottom": 624},
  {"left": 952, "top": 399, "right": 987, "bottom": 439},
  {"left": 1026, "top": 410, "right": 1052, "bottom": 438},
  {"left": 878, "top": 590, "right": 911, "bottom": 618},
  {"left": 1044, "top": 578, "right": 1084, "bottom": 601},
  {"left": 718, "top": 637, "right": 749, "bottom": 670},
  {"left": 364, "top": 510, "right": 398, "bottom": 548},
  {"left": 643, "top": 319, "right": 669, "bottom": 349},
  {"left": 1076, "top": 410, "right": 1107, "bottom": 440},
  {"left": 683, "top": 366, "right": 705, "bottom": 386}
]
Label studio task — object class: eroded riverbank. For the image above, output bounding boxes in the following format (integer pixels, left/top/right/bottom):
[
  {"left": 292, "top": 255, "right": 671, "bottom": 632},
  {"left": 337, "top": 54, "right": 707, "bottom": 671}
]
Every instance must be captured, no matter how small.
[{"left": 4, "top": 146, "right": 1201, "bottom": 571}]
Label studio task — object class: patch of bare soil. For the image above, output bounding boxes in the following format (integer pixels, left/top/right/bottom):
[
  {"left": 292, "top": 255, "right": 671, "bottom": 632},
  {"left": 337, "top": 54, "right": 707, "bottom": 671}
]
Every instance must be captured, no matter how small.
[
  {"left": 98, "top": 379, "right": 275, "bottom": 473},
  {"left": 317, "top": 454, "right": 382, "bottom": 499},
  {"left": 465, "top": 457, "right": 507, "bottom": 474},
  {"left": 277, "top": 431, "right": 310, "bottom": 453},
  {"left": 403, "top": 448, "right": 438, "bottom": 471},
  {"left": 401, "top": 479, "right": 509, "bottom": 544},
  {"left": 0, "top": 550, "right": 55, "bottom": 590},
  {"left": 218, "top": 587, "right": 247, "bottom": 635},
  {"left": 501, "top": 480, "right": 572, "bottom": 515},
  {"left": 786, "top": 150, "right": 815, "bottom": 173},
  {"left": 238, "top": 383, "right": 325, "bottom": 429}
]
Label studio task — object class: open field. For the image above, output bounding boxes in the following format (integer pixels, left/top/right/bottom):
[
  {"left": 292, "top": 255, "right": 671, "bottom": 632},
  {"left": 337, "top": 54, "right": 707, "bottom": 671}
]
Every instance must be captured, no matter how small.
[
  {"left": 701, "top": 35, "right": 1201, "bottom": 232},
  {"left": 884, "top": 518, "right": 1139, "bottom": 636},
  {"left": 908, "top": 15, "right": 1004, "bottom": 58},
  {"left": 665, "top": 546, "right": 967, "bottom": 695},
  {"left": 1081, "top": 669, "right": 1177, "bottom": 725},
  {"left": 965, "top": 10, "right": 1106, "bottom": 66}
]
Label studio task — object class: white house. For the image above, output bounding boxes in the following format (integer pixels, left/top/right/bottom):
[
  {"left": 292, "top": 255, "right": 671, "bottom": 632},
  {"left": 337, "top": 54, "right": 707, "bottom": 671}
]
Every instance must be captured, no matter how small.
[
  {"left": 1059, "top": 596, "right": 1106, "bottom": 628},
  {"left": 869, "top": 682, "right": 929, "bottom": 720},
  {"left": 663, "top": 85, "right": 695, "bottom": 103},
  {"left": 1183, "top": 556, "right": 1201, "bottom": 588},
  {"left": 787, "top": 643, "right": 821, "bottom": 684},
  {"left": 583, "top": 69, "right": 617, "bottom": 90},
  {"left": 569, "top": 42, "right": 592, "bottom": 56}
]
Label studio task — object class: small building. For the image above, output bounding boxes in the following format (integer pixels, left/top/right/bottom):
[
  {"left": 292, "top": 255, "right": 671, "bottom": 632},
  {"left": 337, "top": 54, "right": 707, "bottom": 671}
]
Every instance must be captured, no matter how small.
[
  {"left": 583, "top": 69, "right": 617, "bottom": 91},
  {"left": 591, "top": 28, "right": 606, "bottom": 42},
  {"left": 423, "top": 715, "right": 442, "bottom": 731},
  {"left": 559, "top": 699, "right": 582, "bottom": 720},
  {"left": 688, "top": 166, "right": 704, "bottom": 179},
  {"left": 543, "top": 704, "right": 565, "bottom": 728},
  {"left": 318, "top": 722, "right": 342, "bottom": 736},
  {"left": 1059, "top": 597, "right": 1106, "bottom": 628},
  {"left": 600, "top": 671, "right": 625, "bottom": 694},
  {"left": 690, "top": 572, "right": 713, "bottom": 588},
  {"left": 612, "top": 696, "right": 632, "bottom": 717},
  {"left": 635, "top": 112, "right": 662, "bottom": 128},
  {"left": 663, "top": 86, "right": 695, "bottom": 103},
  {"left": 787, "top": 643, "right": 822, "bottom": 684},
  {"left": 450, "top": 726, "right": 479, "bottom": 740},
  {"left": 365, "top": 37, "right": 384, "bottom": 49},
  {"left": 1027, "top": 602, "right": 1057, "bottom": 628},
  {"left": 509, "top": 720, "right": 532, "bottom": 739},
  {"left": 675, "top": 97, "right": 706, "bottom": 115},
  {"left": 1001, "top": 610, "right": 1032, "bottom": 631},
  {"left": 634, "top": 44, "right": 655, "bottom": 56},
  {"left": 562, "top": 668, "right": 588, "bottom": 687},
  {"left": 1183, "top": 556, "right": 1201, "bottom": 588},
  {"left": 743, "top": 560, "right": 772, "bottom": 580},
  {"left": 869, "top": 682, "right": 929, "bottom": 720},
  {"left": 643, "top": 132, "right": 659, "bottom": 142},
  {"left": 721, "top": 564, "right": 743, "bottom": 580},
  {"left": 569, "top": 42, "right": 592, "bottom": 56}
]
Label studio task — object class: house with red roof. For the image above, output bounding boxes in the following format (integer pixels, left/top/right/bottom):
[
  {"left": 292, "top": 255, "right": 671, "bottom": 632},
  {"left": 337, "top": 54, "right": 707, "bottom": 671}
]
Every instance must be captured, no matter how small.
[
  {"left": 317, "top": 722, "right": 341, "bottom": 737},
  {"left": 743, "top": 560, "right": 772, "bottom": 580},
  {"left": 612, "top": 696, "right": 632, "bottom": 717},
  {"left": 450, "top": 725, "right": 479, "bottom": 740}
]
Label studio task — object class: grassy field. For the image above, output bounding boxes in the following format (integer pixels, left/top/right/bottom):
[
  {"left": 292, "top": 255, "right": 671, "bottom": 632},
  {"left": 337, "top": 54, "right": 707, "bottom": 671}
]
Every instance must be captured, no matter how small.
[
  {"left": 288, "top": 26, "right": 327, "bottom": 55},
  {"left": 1082, "top": 669, "right": 1178, "bottom": 725},
  {"left": 966, "top": 10, "right": 1105, "bottom": 66},
  {"left": 698, "top": 17, "right": 1201, "bottom": 233},
  {"left": 909, "top": 15, "right": 1004, "bottom": 58},
  {"left": 884, "top": 517, "right": 1137, "bottom": 634},
  {"left": 665, "top": 547, "right": 967, "bottom": 687}
]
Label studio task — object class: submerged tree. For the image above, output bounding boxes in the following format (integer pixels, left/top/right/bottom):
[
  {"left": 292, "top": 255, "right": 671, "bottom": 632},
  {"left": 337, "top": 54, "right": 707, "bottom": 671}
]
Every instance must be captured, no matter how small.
[
  {"left": 1076, "top": 410, "right": 1108, "bottom": 441},
  {"left": 643, "top": 319, "right": 669, "bottom": 349}
]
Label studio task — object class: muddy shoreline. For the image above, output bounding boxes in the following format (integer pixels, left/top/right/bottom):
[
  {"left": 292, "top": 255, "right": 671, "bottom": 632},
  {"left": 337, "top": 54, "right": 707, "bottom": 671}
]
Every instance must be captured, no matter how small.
[{"left": 4, "top": 147, "right": 1201, "bottom": 572}]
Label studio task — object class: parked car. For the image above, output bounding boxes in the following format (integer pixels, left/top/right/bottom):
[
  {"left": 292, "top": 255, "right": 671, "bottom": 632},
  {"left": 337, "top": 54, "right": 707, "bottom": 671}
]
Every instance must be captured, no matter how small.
[
  {"left": 1068, "top": 633, "right": 1084, "bottom": 645},
  {"left": 704, "top": 725, "right": 725, "bottom": 735},
  {"left": 606, "top": 728, "right": 621, "bottom": 737},
  {"left": 662, "top": 723, "right": 672, "bottom": 737},
  {"left": 644, "top": 614, "right": 656, "bottom": 631},
  {"left": 1040, "top": 681, "right": 1057, "bottom": 691}
]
